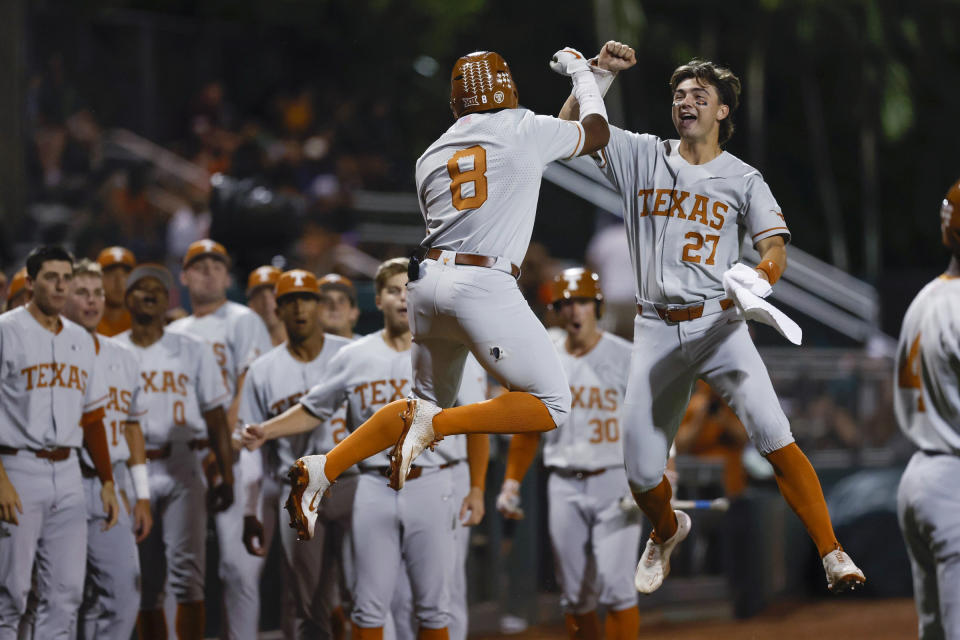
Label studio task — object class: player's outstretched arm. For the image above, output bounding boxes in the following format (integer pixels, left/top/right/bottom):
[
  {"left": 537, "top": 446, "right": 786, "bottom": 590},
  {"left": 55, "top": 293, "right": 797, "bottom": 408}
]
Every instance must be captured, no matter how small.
[
  {"left": 203, "top": 405, "right": 236, "bottom": 512},
  {"left": 242, "top": 404, "right": 322, "bottom": 451},
  {"left": 550, "top": 47, "right": 609, "bottom": 155},
  {"left": 558, "top": 40, "right": 636, "bottom": 126}
]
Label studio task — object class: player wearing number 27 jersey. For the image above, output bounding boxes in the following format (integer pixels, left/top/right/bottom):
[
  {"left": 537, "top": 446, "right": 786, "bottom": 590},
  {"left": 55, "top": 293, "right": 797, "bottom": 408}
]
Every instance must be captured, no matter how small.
[{"left": 279, "top": 48, "right": 611, "bottom": 539}]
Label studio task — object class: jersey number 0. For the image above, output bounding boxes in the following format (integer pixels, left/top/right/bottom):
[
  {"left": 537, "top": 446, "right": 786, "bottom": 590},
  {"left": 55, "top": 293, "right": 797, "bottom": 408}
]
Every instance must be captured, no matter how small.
[{"left": 447, "top": 146, "right": 488, "bottom": 211}]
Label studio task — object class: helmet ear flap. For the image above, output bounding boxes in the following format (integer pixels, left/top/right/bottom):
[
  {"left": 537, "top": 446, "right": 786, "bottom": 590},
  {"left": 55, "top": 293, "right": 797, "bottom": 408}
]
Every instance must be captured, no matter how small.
[{"left": 594, "top": 299, "right": 604, "bottom": 319}]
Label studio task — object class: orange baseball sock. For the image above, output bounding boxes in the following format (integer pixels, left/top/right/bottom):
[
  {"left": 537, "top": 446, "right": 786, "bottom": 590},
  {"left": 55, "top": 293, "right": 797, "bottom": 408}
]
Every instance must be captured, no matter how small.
[
  {"left": 351, "top": 624, "right": 384, "bottom": 640},
  {"left": 417, "top": 627, "right": 450, "bottom": 640},
  {"left": 433, "top": 392, "right": 555, "bottom": 437},
  {"left": 330, "top": 606, "right": 348, "bottom": 640},
  {"left": 765, "top": 443, "right": 839, "bottom": 557},
  {"left": 604, "top": 606, "right": 640, "bottom": 640},
  {"left": 174, "top": 601, "right": 205, "bottom": 640},
  {"left": 324, "top": 393, "right": 555, "bottom": 481},
  {"left": 632, "top": 475, "right": 678, "bottom": 543},
  {"left": 564, "top": 612, "right": 601, "bottom": 640},
  {"left": 136, "top": 608, "right": 167, "bottom": 640}
]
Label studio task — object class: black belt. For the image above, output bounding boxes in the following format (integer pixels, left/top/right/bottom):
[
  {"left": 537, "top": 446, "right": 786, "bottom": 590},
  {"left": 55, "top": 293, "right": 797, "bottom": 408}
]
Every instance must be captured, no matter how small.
[
  {"left": 0, "top": 445, "right": 73, "bottom": 462},
  {"left": 549, "top": 466, "right": 612, "bottom": 480},
  {"left": 366, "top": 460, "right": 460, "bottom": 482}
]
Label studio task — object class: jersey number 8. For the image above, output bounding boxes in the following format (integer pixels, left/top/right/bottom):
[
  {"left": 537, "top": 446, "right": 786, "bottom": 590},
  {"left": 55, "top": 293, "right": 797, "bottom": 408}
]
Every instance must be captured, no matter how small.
[{"left": 447, "top": 146, "right": 488, "bottom": 211}]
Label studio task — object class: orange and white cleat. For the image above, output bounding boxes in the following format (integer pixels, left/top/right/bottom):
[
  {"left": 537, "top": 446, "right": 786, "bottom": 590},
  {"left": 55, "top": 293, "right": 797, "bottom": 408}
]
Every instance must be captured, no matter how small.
[
  {"left": 635, "top": 510, "right": 691, "bottom": 594},
  {"left": 388, "top": 398, "right": 442, "bottom": 490},
  {"left": 822, "top": 548, "right": 866, "bottom": 593},
  {"left": 285, "top": 454, "right": 331, "bottom": 541}
]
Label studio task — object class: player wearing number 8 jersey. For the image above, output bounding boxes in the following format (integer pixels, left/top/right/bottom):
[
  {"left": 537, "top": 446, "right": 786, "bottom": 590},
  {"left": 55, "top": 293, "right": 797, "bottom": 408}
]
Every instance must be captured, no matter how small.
[
  {"left": 497, "top": 269, "right": 641, "bottom": 640},
  {"left": 562, "top": 42, "right": 864, "bottom": 594},
  {"left": 114, "top": 264, "right": 235, "bottom": 640},
  {"left": 279, "top": 48, "right": 610, "bottom": 539},
  {"left": 895, "top": 177, "right": 960, "bottom": 640}
]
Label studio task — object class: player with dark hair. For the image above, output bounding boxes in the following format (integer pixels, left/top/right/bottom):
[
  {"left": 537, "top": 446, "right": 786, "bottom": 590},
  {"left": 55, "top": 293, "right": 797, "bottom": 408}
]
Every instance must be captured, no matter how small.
[
  {"left": 895, "top": 177, "right": 960, "bottom": 639},
  {"left": 559, "top": 42, "right": 865, "bottom": 594}
]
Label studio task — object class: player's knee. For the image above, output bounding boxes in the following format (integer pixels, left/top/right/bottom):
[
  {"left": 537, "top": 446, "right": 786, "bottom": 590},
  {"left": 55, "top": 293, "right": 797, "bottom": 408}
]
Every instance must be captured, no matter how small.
[
  {"left": 541, "top": 385, "right": 572, "bottom": 430},
  {"left": 561, "top": 595, "right": 598, "bottom": 616},
  {"left": 625, "top": 461, "right": 666, "bottom": 494}
]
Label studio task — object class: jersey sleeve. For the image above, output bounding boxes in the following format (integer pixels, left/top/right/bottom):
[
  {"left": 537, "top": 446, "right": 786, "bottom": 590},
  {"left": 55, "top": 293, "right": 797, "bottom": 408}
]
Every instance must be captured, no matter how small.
[
  {"left": 83, "top": 339, "right": 109, "bottom": 413},
  {"left": 590, "top": 127, "right": 654, "bottom": 196},
  {"left": 232, "top": 313, "right": 273, "bottom": 377},
  {"left": 743, "top": 172, "right": 791, "bottom": 245},
  {"left": 196, "top": 341, "right": 231, "bottom": 413},
  {"left": 238, "top": 366, "right": 266, "bottom": 425},
  {"left": 524, "top": 113, "right": 586, "bottom": 164},
  {"left": 299, "top": 351, "right": 350, "bottom": 423},
  {"left": 125, "top": 357, "right": 147, "bottom": 421}
]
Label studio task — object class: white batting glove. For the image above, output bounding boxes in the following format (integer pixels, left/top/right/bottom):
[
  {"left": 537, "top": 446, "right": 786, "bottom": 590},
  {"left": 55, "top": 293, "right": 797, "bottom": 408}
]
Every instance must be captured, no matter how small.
[
  {"left": 723, "top": 263, "right": 772, "bottom": 299},
  {"left": 550, "top": 48, "right": 590, "bottom": 77},
  {"left": 496, "top": 479, "right": 524, "bottom": 520}
]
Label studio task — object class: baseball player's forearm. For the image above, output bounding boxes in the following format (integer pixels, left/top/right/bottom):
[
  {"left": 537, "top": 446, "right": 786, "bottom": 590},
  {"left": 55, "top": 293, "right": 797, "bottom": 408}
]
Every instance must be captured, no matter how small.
[
  {"left": 754, "top": 236, "right": 788, "bottom": 283},
  {"left": 504, "top": 432, "right": 542, "bottom": 482},
  {"left": 123, "top": 421, "right": 147, "bottom": 465},
  {"left": 81, "top": 408, "right": 115, "bottom": 484},
  {"left": 227, "top": 371, "right": 248, "bottom": 433},
  {"left": 559, "top": 94, "right": 580, "bottom": 121},
  {"left": 203, "top": 406, "right": 235, "bottom": 485},
  {"left": 262, "top": 405, "right": 322, "bottom": 441},
  {"left": 466, "top": 434, "right": 490, "bottom": 491}
]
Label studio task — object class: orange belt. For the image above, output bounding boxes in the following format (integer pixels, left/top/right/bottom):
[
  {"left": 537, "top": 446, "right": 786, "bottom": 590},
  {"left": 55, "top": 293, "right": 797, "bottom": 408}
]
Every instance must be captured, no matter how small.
[
  {"left": 426, "top": 249, "right": 521, "bottom": 279},
  {"left": 637, "top": 298, "right": 734, "bottom": 323}
]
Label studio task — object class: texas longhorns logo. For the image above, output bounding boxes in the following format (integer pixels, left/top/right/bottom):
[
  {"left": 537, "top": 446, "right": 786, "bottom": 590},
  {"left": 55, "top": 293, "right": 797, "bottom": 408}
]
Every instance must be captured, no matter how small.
[
  {"left": 255, "top": 267, "right": 274, "bottom": 283},
  {"left": 200, "top": 240, "right": 217, "bottom": 253},
  {"left": 291, "top": 271, "right": 307, "bottom": 287},
  {"left": 562, "top": 271, "right": 582, "bottom": 293},
  {"left": 111, "top": 248, "right": 126, "bottom": 263}
]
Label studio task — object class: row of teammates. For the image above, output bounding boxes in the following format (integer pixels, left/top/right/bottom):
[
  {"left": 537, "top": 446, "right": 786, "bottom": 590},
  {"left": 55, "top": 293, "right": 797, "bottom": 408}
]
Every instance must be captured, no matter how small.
[{"left": 0, "top": 237, "right": 641, "bottom": 640}]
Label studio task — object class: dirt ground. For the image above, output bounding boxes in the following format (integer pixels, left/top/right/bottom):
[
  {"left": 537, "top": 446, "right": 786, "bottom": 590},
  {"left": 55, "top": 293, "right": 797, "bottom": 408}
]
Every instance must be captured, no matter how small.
[{"left": 472, "top": 598, "right": 917, "bottom": 640}]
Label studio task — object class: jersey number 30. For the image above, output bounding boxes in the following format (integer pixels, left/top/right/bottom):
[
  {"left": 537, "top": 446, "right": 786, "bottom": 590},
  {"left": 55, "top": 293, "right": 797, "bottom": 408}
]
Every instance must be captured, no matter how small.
[{"left": 447, "top": 146, "right": 488, "bottom": 211}]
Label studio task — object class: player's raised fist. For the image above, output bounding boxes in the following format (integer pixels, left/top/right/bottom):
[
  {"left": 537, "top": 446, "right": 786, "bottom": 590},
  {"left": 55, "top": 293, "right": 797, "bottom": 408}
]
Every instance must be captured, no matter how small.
[
  {"left": 550, "top": 47, "right": 590, "bottom": 77},
  {"left": 597, "top": 40, "right": 636, "bottom": 72}
]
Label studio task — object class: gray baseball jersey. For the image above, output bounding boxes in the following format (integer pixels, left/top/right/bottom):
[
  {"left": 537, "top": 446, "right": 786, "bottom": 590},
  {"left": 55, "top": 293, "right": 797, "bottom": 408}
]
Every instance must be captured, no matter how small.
[
  {"left": 543, "top": 332, "right": 631, "bottom": 470},
  {"left": 240, "top": 335, "right": 353, "bottom": 478},
  {"left": 894, "top": 274, "right": 960, "bottom": 638},
  {"left": 114, "top": 329, "right": 229, "bottom": 446},
  {"left": 0, "top": 307, "right": 108, "bottom": 448},
  {"left": 415, "top": 108, "right": 586, "bottom": 266},
  {"left": 0, "top": 309, "right": 107, "bottom": 638},
  {"left": 169, "top": 300, "right": 272, "bottom": 397},
  {"left": 541, "top": 331, "right": 640, "bottom": 613},
  {"left": 591, "top": 132, "right": 790, "bottom": 304},
  {"left": 80, "top": 335, "right": 145, "bottom": 469}
]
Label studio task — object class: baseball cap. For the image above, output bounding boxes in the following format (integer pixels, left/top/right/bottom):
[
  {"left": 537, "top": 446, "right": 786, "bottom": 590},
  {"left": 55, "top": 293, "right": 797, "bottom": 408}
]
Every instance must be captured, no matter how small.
[
  {"left": 275, "top": 269, "right": 320, "bottom": 300},
  {"left": 318, "top": 273, "right": 357, "bottom": 305},
  {"left": 126, "top": 264, "right": 174, "bottom": 293},
  {"left": 8, "top": 267, "right": 27, "bottom": 299},
  {"left": 246, "top": 265, "right": 282, "bottom": 296},
  {"left": 182, "top": 239, "right": 230, "bottom": 269},
  {"left": 96, "top": 246, "right": 136, "bottom": 271}
]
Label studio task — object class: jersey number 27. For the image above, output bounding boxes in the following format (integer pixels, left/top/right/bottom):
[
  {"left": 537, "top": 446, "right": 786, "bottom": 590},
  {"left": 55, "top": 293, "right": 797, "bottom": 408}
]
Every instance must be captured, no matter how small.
[{"left": 447, "top": 146, "right": 488, "bottom": 211}]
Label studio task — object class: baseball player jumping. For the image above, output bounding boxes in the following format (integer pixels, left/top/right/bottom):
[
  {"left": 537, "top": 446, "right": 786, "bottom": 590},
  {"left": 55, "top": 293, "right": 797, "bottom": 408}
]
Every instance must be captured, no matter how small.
[
  {"left": 170, "top": 239, "right": 273, "bottom": 640},
  {"left": 115, "top": 264, "right": 235, "bottom": 640},
  {"left": 244, "top": 258, "right": 489, "bottom": 640},
  {"left": 279, "top": 48, "right": 609, "bottom": 540},
  {"left": 0, "top": 246, "right": 118, "bottom": 639},
  {"left": 63, "top": 258, "right": 153, "bottom": 640},
  {"left": 560, "top": 41, "right": 864, "bottom": 594},
  {"left": 895, "top": 177, "right": 960, "bottom": 639},
  {"left": 496, "top": 269, "right": 641, "bottom": 640}
]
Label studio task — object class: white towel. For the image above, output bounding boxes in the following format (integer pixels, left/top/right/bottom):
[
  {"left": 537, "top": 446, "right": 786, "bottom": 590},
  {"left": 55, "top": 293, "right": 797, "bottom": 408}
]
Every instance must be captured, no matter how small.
[{"left": 722, "top": 263, "right": 802, "bottom": 346}]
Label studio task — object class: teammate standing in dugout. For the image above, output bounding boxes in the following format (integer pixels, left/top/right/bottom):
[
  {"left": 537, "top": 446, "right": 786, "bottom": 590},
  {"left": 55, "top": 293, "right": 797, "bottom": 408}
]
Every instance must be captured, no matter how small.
[
  {"left": 556, "top": 41, "right": 865, "bottom": 594},
  {"left": 895, "top": 177, "right": 960, "bottom": 640}
]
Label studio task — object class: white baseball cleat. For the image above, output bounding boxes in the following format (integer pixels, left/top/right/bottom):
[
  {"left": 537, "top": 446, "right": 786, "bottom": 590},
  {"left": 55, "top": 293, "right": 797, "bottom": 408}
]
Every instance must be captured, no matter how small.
[
  {"left": 822, "top": 548, "right": 866, "bottom": 593},
  {"left": 389, "top": 398, "right": 442, "bottom": 490},
  {"left": 635, "top": 510, "right": 692, "bottom": 594},
  {"left": 285, "top": 454, "right": 330, "bottom": 541}
]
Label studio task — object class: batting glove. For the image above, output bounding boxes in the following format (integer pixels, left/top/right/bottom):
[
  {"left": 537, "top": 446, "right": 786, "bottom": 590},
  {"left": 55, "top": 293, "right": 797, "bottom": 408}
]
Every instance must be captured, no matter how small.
[
  {"left": 550, "top": 47, "right": 590, "bottom": 77},
  {"left": 496, "top": 479, "right": 524, "bottom": 520},
  {"left": 723, "top": 262, "right": 772, "bottom": 299}
]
